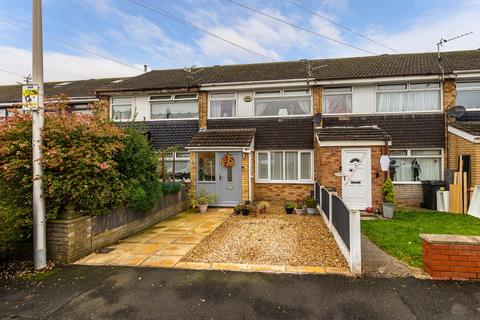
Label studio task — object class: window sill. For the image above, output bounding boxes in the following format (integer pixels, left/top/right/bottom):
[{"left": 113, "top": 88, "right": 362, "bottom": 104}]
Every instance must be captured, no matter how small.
[{"left": 255, "top": 180, "right": 314, "bottom": 185}]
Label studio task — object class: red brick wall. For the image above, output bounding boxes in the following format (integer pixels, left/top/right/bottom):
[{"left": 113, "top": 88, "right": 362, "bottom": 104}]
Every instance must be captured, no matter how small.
[
  {"left": 254, "top": 183, "right": 314, "bottom": 202},
  {"left": 317, "top": 146, "right": 385, "bottom": 209},
  {"left": 422, "top": 236, "right": 480, "bottom": 281}
]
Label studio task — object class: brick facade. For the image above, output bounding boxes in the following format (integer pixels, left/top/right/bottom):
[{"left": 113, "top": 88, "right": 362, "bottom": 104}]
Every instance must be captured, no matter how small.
[
  {"left": 189, "top": 152, "right": 197, "bottom": 197},
  {"left": 241, "top": 152, "right": 251, "bottom": 202},
  {"left": 312, "top": 85, "right": 322, "bottom": 115},
  {"left": 254, "top": 183, "right": 314, "bottom": 202},
  {"left": 448, "top": 133, "right": 480, "bottom": 188},
  {"left": 394, "top": 184, "right": 423, "bottom": 207},
  {"left": 421, "top": 234, "right": 480, "bottom": 281},
  {"left": 198, "top": 91, "right": 208, "bottom": 129},
  {"left": 317, "top": 145, "right": 385, "bottom": 209}
]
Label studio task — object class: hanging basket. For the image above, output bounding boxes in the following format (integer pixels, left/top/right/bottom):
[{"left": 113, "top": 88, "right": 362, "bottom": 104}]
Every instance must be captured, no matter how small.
[{"left": 221, "top": 153, "right": 235, "bottom": 168}]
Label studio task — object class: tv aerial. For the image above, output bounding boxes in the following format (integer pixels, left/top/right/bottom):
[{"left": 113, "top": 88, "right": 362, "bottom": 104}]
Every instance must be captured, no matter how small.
[{"left": 436, "top": 32, "right": 473, "bottom": 59}]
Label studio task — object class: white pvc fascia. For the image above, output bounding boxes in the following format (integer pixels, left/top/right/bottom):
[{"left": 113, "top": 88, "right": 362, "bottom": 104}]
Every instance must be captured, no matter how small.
[{"left": 448, "top": 125, "right": 480, "bottom": 143}]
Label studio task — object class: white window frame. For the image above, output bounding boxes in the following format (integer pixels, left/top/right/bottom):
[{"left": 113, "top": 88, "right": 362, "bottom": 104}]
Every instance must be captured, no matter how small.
[
  {"left": 456, "top": 81, "right": 480, "bottom": 111},
  {"left": 149, "top": 93, "right": 199, "bottom": 120},
  {"left": 389, "top": 148, "right": 444, "bottom": 184},
  {"left": 110, "top": 96, "right": 133, "bottom": 122},
  {"left": 375, "top": 82, "right": 442, "bottom": 114},
  {"left": 253, "top": 88, "right": 312, "bottom": 118},
  {"left": 255, "top": 150, "right": 314, "bottom": 184},
  {"left": 208, "top": 92, "right": 237, "bottom": 119},
  {"left": 323, "top": 86, "right": 353, "bottom": 115},
  {"left": 164, "top": 151, "right": 191, "bottom": 182}
]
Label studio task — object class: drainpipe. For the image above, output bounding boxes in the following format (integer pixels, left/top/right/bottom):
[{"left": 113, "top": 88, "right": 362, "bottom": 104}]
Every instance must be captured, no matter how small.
[{"left": 248, "top": 151, "right": 252, "bottom": 202}]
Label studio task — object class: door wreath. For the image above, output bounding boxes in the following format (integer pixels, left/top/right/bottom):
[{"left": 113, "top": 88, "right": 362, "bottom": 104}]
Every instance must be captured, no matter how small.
[{"left": 221, "top": 153, "right": 235, "bottom": 168}]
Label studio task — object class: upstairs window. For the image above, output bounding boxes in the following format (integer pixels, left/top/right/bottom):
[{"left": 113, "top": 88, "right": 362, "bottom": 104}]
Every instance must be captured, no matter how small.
[
  {"left": 376, "top": 82, "right": 441, "bottom": 113},
  {"left": 111, "top": 97, "right": 132, "bottom": 121},
  {"left": 210, "top": 92, "right": 236, "bottom": 118},
  {"left": 254, "top": 88, "right": 311, "bottom": 117},
  {"left": 457, "top": 81, "right": 480, "bottom": 110},
  {"left": 323, "top": 87, "right": 352, "bottom": 114},
  {"left": 150, "top": 93, "right": 198, "bottom": 120}
]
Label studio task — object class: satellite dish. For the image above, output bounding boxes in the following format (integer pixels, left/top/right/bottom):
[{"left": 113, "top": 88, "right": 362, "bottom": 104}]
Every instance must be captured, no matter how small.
[
  {"left": 312, "top": 112, "right": 322, "bottom": 124},
  {"left": 447, "top": 105, "right": 466, "bottom": 118}
]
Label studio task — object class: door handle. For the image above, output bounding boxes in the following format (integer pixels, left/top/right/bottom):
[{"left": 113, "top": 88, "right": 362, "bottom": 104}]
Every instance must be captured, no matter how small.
[{"left": 219, "top": 174, "right": 222, "bottom": 181}]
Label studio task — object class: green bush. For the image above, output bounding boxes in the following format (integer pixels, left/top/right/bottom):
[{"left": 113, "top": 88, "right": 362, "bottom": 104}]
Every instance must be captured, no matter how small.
[
  {"left": 128, "top": 180, "right": 164, "bottom": 211},
  {"left": 382, "top": 176, "right": 396, "bottom": 203},
  {"left": 160, "top": 182, "right": 182, "bottom": 195},
  {"left": 0, "top": 204, "right": 32, "bottom": 255}
]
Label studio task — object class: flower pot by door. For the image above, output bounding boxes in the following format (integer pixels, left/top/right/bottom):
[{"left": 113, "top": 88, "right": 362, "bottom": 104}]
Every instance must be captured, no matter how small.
[
  {"left": 198, "top": 204, "right": 208, "bottom": 213},
  {"left": 306, "top": 208, "right": 316, "bottom": 215},
  {"left": 383, "top": 202, "right": 395, "bottom": 219}
]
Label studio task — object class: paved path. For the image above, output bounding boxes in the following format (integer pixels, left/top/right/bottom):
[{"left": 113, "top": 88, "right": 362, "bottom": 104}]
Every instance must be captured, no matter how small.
[{"left": 1, "top": 265, "right": 479, "bottom": 319}]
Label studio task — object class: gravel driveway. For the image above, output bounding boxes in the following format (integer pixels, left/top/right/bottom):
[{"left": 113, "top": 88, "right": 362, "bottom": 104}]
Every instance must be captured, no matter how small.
[{"left": 182, "top": 205, "right": 347, "bottom": 268}]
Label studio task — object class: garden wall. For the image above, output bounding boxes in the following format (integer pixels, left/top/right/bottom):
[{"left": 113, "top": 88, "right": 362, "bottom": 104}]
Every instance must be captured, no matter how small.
[
  {"left": 421, "top": 234, "right": 480, "bottom": 281},
  {"left": 47, "top": 188, "right": 189, "bottom": 263}
]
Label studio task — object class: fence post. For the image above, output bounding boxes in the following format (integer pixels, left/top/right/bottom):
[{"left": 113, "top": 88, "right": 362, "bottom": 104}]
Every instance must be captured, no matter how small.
[
  {"left": 328, "top": 191, "right": 333, "bottom": 231},
  {"left": 318, "top": 185, "right": 322, "bottom": 212},
  {"left": 349, "top": 209, "right": 362, "bottom": 274}
]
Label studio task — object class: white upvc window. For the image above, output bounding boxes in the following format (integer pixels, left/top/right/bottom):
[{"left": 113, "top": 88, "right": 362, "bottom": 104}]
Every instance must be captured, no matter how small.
[
  {"left": 111, "top": 96, "right": 133, "bottom": 121},
  {"left": 376, "top": 82, "right": 441, "bottom": 113},
  {"left": 323, "top": 86, "right": 353, "bottom": 114},
  {"left": 149, "top": 93, "right": 198, "bottom": 120},
  {"left": 389, "top": 148, "right": 443, "bottom": 183},
  {"left": 164, "top": 151, "right": 190, "bottom": 181},
  {"left": 254, "top": 88, "right": 311, "bottom": 117},
  {"left": 256, "top": 150, "right": 313, "bottom": 183},
  {"left": 456, "top": 81, "right": 480, "bottom": 110},
  {"left": 209, "top": 92, "right": 236, "bottom": 118}
]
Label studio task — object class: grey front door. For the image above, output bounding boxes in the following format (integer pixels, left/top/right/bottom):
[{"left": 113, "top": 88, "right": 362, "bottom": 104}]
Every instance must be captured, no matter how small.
[{"left": 217, "top": 152, "right": 242, "bottom": 206}]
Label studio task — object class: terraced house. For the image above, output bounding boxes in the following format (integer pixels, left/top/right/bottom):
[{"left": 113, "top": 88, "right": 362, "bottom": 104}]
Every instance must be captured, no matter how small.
[{"left": 2, "top": 50, "right": 480, "bottom": 210}]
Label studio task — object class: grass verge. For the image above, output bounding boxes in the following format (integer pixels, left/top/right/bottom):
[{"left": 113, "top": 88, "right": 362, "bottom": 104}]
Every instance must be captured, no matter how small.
[{"left": 361, "top": 211, "right": 480, "bottom": 267}]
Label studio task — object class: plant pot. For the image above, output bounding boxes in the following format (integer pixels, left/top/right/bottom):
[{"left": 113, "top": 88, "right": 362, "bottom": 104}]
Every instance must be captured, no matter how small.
[
  {"left": 241, "top": 209, "right": 250, "bottom": 216},
  {"left": 294, "top": 208, "right": 304, "bottom": 215},
  {"left": 382, "top": 202, "right": 395, "bottom": 219},
  {"left": 198, "top": 204, "right": 208, "bottom": 213},
  {"left": 285, "top": 207, "right": 294, "bottom": 214},
  {"left": 306, "top": 207, "right": 316, "bottom": 215},
  {"left": 258, "top": 208, "right": 267, "bottom": 214}
]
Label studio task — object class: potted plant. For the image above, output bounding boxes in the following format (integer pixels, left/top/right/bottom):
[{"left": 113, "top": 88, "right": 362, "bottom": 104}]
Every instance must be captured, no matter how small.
[
  {"left": 382, "top": 176, "right": 396, "bottom": 219},
  {"left": 241, "top": 202, "right": 252, "bottom": 216},
  {"left": 257, "top": 201, "right": 270, "bottom": 214},
  {"left": 294, "top": 202, "right": 304, "bottom": 215},
  {"left": 233, "top": 204, "right": 242, "bottom": 215},
  {"left": 304, "top": 197, "right": 317, "bottom": 215},
  {"left": 284, "top": 202, "right": 295, "bottom": 214},
  {"left": 190, "top": 191, "right": 216, "bottom": 213}
]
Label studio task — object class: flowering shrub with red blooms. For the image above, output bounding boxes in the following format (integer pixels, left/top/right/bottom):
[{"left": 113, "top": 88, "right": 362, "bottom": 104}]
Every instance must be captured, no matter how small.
[{"left": 0, "top": 95, "right": 128, "bottom": 220}]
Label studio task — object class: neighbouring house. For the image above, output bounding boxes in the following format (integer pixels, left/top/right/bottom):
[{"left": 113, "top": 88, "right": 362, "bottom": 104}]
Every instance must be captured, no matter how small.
[
  {"left": 3, "top": 50, "right": 480, "bottom": 210},
  {"left": 0, "top": 77, "right": 125, "bottom": 118}
]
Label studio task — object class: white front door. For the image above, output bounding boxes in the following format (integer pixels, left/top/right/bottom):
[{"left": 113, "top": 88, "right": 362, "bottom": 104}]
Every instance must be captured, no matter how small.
[{"left": 341, "top": 149, "right": 371, "bottom": 210}]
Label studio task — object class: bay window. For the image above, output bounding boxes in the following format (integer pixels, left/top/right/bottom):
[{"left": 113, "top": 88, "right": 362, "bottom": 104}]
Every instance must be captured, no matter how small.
[
  {"left": 254, "top": 88, "right": 311, "bottom": 117},
  {"left": 456, "top": 82, "right": 480, "bottom": 110},
  {"left": 111, "top": 96, "right": 132, "bottom": 121},
  {"left": 210, "top": 92, "right": 236, "bottom": 118},
  {"left": 256, "top": 150, "right": 313, "bottom": 182},
  {"left": 323, "top": 87, "right": 352, "bottom": 114},
  {"left": 150, "top": 93, "right": 198, "bottom": 119},
  {"left": 376, "top": 82, "right": 441, "bottom": 113},
  {"left": 389, "top": 149, "right": 443, "bottom": 183}
]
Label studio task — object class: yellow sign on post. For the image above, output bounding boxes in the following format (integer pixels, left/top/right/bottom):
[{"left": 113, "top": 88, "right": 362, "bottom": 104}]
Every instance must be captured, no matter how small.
[{"left": 22, "top": 84, "right": 40, "bottom": 111}]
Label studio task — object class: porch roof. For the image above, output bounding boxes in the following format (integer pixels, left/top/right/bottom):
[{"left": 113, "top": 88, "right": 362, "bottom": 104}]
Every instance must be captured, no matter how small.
[
  {"left": 187, "top": 128, "right": 256, "bottom": 150},
  {"left": 316, "top": 126, "right": 391, "bottom": 142},
  {"left": 450, "top": 121, "right": 480, "bottom": 137}
]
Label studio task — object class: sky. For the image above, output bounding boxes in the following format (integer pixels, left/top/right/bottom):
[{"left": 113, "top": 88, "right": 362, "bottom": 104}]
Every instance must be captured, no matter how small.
[{"left": 0, "top": 0, "right": 479, "bottom": 84}]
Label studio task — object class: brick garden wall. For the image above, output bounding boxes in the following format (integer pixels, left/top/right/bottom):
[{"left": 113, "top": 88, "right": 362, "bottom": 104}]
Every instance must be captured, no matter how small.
[
  {"left": 47, "top": 189, "right": 189, "bottom": 263},
  {"left": 421, "top": 234, "right": 480, "bottom": 281}
]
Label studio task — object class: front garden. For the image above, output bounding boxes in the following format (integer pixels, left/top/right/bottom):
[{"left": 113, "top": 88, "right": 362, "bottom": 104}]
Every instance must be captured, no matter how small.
[{"left": 362, "top": 210, "right": 480, "bottom": 267}]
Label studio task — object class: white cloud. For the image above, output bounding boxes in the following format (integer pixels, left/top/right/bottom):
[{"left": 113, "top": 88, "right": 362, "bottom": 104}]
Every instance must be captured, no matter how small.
[{"left": 0, "top": 45, "right": 141, "bottom": 85}]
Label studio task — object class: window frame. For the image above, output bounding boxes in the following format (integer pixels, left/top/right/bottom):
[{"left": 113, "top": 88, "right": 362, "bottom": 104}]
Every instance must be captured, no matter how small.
[
  {"left": 323, "top": 86, "right": 353, "bottom": 115},
  {"left": 149, "top": 93, "right": 199, "bottom": 120},
  {"left": 208, "top": 91, "right": 237, "bottom": 118},
  {"left": 253, "top": 88, "right": 312, "bottom": 118},
  {"left": 375, "top": 82, "right": 442, "bottom": 114},
  {"left": 456, "top": 81, "right": 480, "bottom": 111},
  {"left": 255, "top": 150, "right": 314, "bottom": 184},
  {"left": 110, "top": 96, "right": 133, "bottom": 122},
  {"left": 389, "top": 148, "right": 444, "bottom": 184}
]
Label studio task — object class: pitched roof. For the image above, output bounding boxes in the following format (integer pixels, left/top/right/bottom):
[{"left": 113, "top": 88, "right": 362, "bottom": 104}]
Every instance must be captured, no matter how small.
[
  {"left": 450, "top": 121, "right": 480, "bottom": 136},
  {"left": 0, "top": 78, "right": 125, "bottom": 103},
  {"left": 97, "top": 50, "right": 480, "bottom": 92},
  {"left": 316, "top": 126, "right": 391, "bottom": 141},
  {"left": 323, "top": 114, "right": 445, "bottom": 148},
  {"left": 187, "top": 128, "right": 256, "bottom": 149},
  {"left": 208, "top": 117, "right": 314, "bottom": 149}
]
